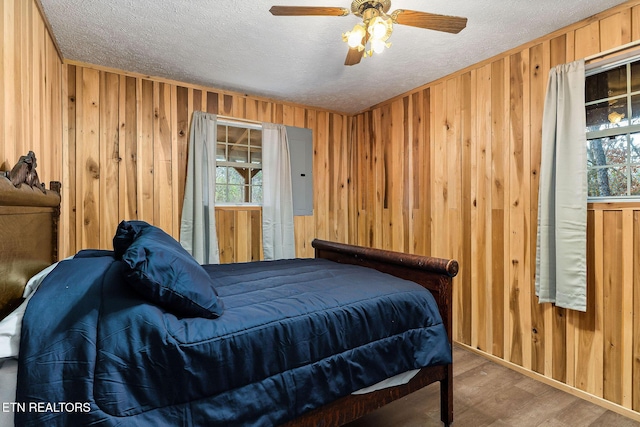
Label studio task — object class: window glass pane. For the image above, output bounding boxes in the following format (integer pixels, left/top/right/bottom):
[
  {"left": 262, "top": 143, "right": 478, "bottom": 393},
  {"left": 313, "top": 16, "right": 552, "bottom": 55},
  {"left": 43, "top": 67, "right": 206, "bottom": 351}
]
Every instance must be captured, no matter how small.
[
  {"left": 216, "top": 166, "right": 227, "bottom": 184},
  {"left": 226, "top": 185, "right": 245, "bottom": 203},
  {"left": 588, "top": 167, "right": 628, "bottom": 197},
  {"left": 250, "top": 130, "right": 262, "bottom": 148},
  {"left": 631, "top": 61, "right": 640, "bottom": 93},
  {"left": 229, "top": 146, "right": 248, "bottom": 163},
  {"left": 606, "top": 167, "right": 628, "bottom": 196},
  {"left": 216, "top": 143, "right": 227, "bottom": 161},
  {"left": 252, "top": 170, "right": 262, "bottom": 186},
  {"left": 588, "top": 168, "right": 604, "bottom": 197},
  {"left": 631, "top": 166, "right": 640, "bottom": 195},
  {"left": 632, "top": 95, "right": 640, "bottom": 126},
  {"left": 588, "top": 169, "right": 602, "bottom": 199},
  {"left": 586, "top": 99, "right": 628, "bottom": 132},
  {"left": 587, "top": 137, "right": 627, "bottom": 167},
  {"left": 586, "top": 64, "right": 626, "bottom": 102},
  {"left": 217, "top": 125, "right": 227, "bottom": 142},
  {"left": 252, "top": 170, "right": 263, "bottom": 204},
  {"left": 631, "top": 133, "right": 640, "bottom": 164},
  {"left": 250, "top": 149, "right": 262, "bottom": 164},
  {"left": 228, "top": 167, "right": 245, "bottom": 185},
  {"left": 606, "top": 135, "right": 629, "bottom": 165},
  {"left": 251, "top": 185, "right": 262, "bottom": 204},
  {"left": 215, "top": 184, "right": 227, "bottom": 203},
  {"left": 227, "top": 126, "right": 247, "bottom": 146}
]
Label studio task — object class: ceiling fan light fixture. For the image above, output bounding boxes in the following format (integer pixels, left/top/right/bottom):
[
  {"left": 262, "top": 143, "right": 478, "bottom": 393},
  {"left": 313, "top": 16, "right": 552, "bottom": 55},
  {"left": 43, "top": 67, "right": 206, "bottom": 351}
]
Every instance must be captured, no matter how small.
[
  {"left": 342, "top": 4, "right": 393, "bottom": 60},
  {"left": 368, "top": 15, "right": 392, "bottom": 41},
  {"left": 343, "top": 23, "right": 366, "bottom": 48},
  {"left": 370, "top": 38, "right": 390, "bottom": 54}
]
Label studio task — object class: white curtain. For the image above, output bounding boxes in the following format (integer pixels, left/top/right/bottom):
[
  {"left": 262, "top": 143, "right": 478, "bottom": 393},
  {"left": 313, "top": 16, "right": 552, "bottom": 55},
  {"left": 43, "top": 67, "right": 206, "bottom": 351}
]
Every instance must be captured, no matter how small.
[
  {"left": 535, "top": 59, "right": 587, "bottom": 312},
  {"left": 262, "top": 123, "right": 295, "bottom": 260},
  {"left": 180, "top": 111, "right": 220, "bottom": 264}
]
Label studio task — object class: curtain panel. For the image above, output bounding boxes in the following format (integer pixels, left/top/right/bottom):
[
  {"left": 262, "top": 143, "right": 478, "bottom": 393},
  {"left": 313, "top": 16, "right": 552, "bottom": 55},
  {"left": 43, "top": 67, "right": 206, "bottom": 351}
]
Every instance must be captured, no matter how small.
[
  {"left": 262, "top": 123, "right": 295, "bottom": 260},
  {"left": 180, "top": 111, "right": 220, "bottom": 264},
  {"left": 535, "top": 59, "right": 587, "bottom": 312}
]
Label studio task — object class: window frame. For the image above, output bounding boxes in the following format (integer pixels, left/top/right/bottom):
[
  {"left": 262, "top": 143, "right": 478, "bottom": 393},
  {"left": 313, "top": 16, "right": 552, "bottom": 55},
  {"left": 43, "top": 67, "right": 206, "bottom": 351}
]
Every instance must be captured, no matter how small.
[
  {"left": 215, "top": 118, "right": 263, "bottom": 206},
  {"left": 585, "top": 53, "right": 640, "bottom": 202}
]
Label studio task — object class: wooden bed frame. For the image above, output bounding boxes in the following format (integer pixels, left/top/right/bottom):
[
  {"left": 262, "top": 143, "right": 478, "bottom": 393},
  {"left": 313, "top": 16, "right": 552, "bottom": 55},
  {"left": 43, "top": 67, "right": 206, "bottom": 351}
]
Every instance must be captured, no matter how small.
[
  {"left": 0, "top": 173, "right": 60, "bottom": 320},
  {"left": 283, "top": 239, "right": 457, "bottom": 427},
  {"left": 1, "top": 155, "right": 457, "bottom": 427}
]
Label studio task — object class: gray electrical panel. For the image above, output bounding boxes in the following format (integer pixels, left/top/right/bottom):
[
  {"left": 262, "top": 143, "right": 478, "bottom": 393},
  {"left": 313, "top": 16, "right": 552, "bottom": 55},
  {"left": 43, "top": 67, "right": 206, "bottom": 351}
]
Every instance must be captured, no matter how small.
[{"left": 286, "top": 126, "right": 313, "bottom": 216}]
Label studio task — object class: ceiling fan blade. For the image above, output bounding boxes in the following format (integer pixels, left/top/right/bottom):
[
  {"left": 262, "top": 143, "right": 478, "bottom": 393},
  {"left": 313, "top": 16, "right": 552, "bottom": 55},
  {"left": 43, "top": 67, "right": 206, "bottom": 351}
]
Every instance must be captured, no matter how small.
[
  {"left": 269, "top": 6, "right": 350, "bottom": 16},
  {"left": 345, "top": 47, "right": 363, "bottom": 66},
  {"left": 392, "top": 10, "right": 467, "bottom": 34}
]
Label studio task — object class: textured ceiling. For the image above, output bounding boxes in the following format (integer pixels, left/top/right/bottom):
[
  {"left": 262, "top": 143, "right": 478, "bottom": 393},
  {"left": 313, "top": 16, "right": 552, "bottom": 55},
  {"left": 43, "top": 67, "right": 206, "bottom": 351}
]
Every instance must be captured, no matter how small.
[{"left": 40, "top": 0, "right": 628, "bottom": 114}]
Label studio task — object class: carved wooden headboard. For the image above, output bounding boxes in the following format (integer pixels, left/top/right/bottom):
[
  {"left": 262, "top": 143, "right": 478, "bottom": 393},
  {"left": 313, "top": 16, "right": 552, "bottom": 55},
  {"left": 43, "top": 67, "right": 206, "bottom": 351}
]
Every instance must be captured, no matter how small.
[{"left": 0, "top": 162, "right": 60, "bottom": 320}]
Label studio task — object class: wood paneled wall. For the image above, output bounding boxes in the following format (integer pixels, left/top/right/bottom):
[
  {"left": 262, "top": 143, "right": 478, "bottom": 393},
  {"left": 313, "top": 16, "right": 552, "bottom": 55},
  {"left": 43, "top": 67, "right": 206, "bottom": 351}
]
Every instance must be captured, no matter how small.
[
  {"left": 350, "top": 1, "right": 640, "bottom": 418},
  {"left": 0, "top": 0, "right": 62, "bottom": 186},
  {"left": 62, "top": 63, "right": 350, "bottom": 260}
]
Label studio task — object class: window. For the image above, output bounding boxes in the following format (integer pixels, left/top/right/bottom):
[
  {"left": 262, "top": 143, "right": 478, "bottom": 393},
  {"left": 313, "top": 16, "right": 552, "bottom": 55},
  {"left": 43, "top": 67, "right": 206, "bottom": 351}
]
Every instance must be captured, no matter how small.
[
  {"left": 585, "top": 57, "right": 640, "bottom": 199},
  {"left": 215, "top": 121, "right": 262, "bottom": 204}
]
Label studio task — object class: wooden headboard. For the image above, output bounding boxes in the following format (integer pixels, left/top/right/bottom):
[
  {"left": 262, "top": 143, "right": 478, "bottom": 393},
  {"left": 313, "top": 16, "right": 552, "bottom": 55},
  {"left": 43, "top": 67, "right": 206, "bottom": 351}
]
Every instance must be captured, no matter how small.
[{"left": 0, "top": 175, "right": 61, "bottom": 320}]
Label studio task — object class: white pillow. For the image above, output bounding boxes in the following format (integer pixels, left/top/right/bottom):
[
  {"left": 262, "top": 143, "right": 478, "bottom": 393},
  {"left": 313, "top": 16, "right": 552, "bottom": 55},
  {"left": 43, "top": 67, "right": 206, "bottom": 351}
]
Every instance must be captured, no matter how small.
[{"left": 0, "top": 261, "right": 61, "bottom": 359}]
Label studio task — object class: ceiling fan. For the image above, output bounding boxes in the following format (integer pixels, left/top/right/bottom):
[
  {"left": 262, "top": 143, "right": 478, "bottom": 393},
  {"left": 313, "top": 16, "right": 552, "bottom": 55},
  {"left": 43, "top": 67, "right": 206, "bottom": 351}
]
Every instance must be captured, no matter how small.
[{"left": 269, "top": 0, "right": 467, "bottom": 66}]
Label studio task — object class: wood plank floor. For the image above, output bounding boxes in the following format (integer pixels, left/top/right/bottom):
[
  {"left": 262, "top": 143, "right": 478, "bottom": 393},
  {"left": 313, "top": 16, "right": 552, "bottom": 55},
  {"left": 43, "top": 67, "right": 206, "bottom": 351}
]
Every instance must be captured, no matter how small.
[{"left": 345, "top": 345, "right": 640, "bottom": 427}]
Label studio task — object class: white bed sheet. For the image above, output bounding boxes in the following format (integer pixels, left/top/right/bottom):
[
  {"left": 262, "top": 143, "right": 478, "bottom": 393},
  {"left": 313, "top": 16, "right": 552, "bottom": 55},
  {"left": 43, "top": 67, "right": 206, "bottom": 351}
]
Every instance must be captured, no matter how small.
[
  {"left": 0, "top": 358, "right": 18, "bottom": 427},
  {"left": 0, "top": 261, "right": 60, "bottom": 427},
  {"left": 0, "top": 262, "right": 59, "bottom": 359}
]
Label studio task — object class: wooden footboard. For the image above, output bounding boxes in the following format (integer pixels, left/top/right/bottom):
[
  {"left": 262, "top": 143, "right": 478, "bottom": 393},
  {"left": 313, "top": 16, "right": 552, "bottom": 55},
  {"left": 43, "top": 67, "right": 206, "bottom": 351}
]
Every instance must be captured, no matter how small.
[{"left": 282, "top": 239, "right": 458, "bottom": 427}]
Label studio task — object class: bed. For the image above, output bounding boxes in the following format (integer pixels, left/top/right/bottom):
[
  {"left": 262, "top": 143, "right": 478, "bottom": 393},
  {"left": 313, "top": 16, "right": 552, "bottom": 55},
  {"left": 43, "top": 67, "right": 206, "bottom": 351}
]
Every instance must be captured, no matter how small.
[{"left": 0, "top": 156, "right": 458, "bottom": 427}]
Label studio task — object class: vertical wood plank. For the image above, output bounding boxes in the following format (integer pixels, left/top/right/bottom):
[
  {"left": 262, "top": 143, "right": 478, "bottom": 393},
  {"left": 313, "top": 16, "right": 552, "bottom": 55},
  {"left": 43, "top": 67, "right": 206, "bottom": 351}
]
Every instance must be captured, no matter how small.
[
  {"left": 603, "top": 210, "right": 623, "bottom": 405},
  {"left": 153, "top": 82, "right": 173, "bottom": 233},
  {"left": 459, "top": 72, "right": 473, "bottom": 346},
  {"left": 176, "top": 86, "right": 189, "bottom": 225},
  {"left": 99, "top": 72, "right": 120, "bottom": 248},
  {"left": 633, "top": 210, "right": 640, "bottom": 412},
  {"left": 491, "top": 59, "right": 506, "bottom": 359},
  {"left": 3, "top": 0, "right": 16, "bottom": 169},
  {"left": 529, "top": 42, "right": 547, "bottom": 375},
  {"left": 170, "top": 85, "right": 179, "bottom": 236},
  {"left": 236, "top": 210, "right": 250, "bottom": 262},
  {"left": 123, "top": 76, "right": 138, "bottom": 220},
  {"left": 66, "top": 65, "right": 77, "bottom": 255},
  {"left": 117, "top": 74, "right": 127, "bottom": 223},
  {"left": 77, "top": 67, "right": 101, "bottom": 249},
  {"left": 574, "top": 21, "right": 600, "bottom": 59},
  {"left": 621, "top": 209, "right": 634, "bottom": 407},
  {"left": 473, "top": 63, "right": 492, "bottom": 352},
  {"left": 138, "top": 79, "right": 155, "bottom": 223},
  {"left": 577, "top": 209, "right": 602, "bottom": 397}
]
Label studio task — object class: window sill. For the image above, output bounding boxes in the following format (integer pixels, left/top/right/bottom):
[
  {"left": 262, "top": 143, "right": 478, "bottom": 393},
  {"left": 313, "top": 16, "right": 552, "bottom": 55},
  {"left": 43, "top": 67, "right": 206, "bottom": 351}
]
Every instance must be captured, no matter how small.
[
  {"left": 588, "top": 200, "right": 640, "bottom": 210},
  {"left": 215, "top": 205, "right": 262, "bottom": 211}
]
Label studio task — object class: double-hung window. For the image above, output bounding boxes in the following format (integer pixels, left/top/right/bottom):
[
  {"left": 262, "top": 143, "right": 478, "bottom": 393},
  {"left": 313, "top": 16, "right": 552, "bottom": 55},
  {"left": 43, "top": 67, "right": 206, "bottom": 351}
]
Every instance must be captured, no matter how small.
[
  {"left": 585, "top": 56, "right": 640, "bottom": 199},
  {"left": 215, "top": 120, "right": 262, "bottom": 204}
]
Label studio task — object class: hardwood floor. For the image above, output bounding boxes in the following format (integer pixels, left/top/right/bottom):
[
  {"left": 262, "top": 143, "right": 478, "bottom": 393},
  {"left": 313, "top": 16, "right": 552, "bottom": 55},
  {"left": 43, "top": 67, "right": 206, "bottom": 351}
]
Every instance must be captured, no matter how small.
[{"left": 345, "top": 345, "right": 640, "bottom": 427}]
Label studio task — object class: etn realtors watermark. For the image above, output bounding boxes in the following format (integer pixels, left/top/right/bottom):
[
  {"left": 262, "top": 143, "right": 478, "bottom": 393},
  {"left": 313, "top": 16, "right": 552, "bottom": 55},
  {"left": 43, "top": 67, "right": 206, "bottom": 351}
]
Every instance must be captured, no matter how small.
[{"left": 3, "top": 401, "right": 91, "bottom": 413}]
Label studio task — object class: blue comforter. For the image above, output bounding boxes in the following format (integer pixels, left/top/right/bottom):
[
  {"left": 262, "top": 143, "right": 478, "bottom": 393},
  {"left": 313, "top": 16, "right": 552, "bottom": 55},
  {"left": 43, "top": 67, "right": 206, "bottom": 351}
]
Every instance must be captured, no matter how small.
[{"left": 16, "top": 251, "right": 450, "bottom": 426}]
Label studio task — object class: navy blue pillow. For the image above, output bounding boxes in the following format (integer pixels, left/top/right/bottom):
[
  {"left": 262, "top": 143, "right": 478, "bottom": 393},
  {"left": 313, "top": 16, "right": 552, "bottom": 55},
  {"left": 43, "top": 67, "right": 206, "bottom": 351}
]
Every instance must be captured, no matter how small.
[{"left": 113, "top": 220, "right": 224, "bottom": 319}]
